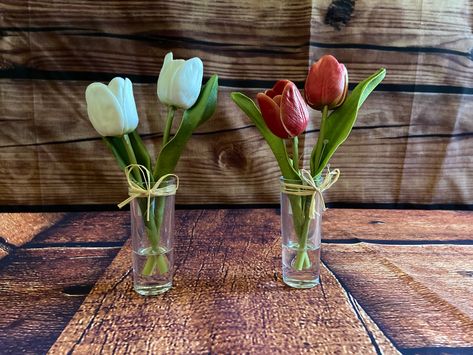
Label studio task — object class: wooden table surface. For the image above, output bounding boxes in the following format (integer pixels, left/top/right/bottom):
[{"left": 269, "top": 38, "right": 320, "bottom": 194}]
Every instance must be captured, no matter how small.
[{"left": 0, "top": 208, "right": 472, "bottom": 354}]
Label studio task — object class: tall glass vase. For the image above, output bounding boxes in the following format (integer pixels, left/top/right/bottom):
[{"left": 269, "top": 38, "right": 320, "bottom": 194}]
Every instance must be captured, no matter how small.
[
  {"left": 130, "top": 177, "right": 176, "bottom": 296},
  {"left": 280, "top": 177, "right": 323, "bottom": 289}
]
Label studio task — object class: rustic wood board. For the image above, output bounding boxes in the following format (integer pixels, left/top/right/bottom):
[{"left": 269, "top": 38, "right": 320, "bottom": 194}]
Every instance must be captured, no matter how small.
[
  {"left": 27, "top": 211, "right": 130, "bottom": 245},
  {"left": 1, "top": 0, "right": 471, "bottom": 50},
  {"left": 0, "top": 213, "right": 65, "bottom": 259},
  {"left": 0, "top": 247, "right": 122, "bottom": 354},
  {"left": 48, "top": 209, "right": 398, "bottom": 354},
  {"left": 322, "top": 244, "right": 473, "bottom": 352},
  {"left": 0, "top": 209, "right": 471, "bottom": 353},
  {"left": 1, "top": 80, "right": 471, "bottom": 205},
  {"left": 3, "top": 32, "right": 471, "bottom": 87},
  {"left": 1, "top": 0, "right": 472, "bottom": 206},
  {"left": 323, "top": 209, "right": 473, "bottom": 242},
  {"left": 0, "top": 213, "right": 64, "bottom": 246}
]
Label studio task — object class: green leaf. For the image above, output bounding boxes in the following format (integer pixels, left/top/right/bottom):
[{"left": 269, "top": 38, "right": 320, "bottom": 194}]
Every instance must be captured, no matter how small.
[
  {"left": 230, "top": 92, "right": 299, "bottom": 180},
  {"left": 153, "top": 74, "right": 219, "bottom": 179},
  {"left": 102, "top": 136, "right": 129, "bottom": 171},
  {"left": 129, "top": 129, "right": 152, "bottom": 171},
  {"left": 311, "top": 68, "right": 386, "bottom": 176}
]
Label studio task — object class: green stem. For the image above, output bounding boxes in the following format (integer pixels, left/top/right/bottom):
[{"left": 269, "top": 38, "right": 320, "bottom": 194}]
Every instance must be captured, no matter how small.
[
  {"left": 122, "top": 134, "right": 142, "bottom": 183},
  {"left": 123, "top": 135, "right": 169, "bottom": 276},
  {"left": 293, "top": 197, "right": 312, "bottom": 271},
  {"left": 313, "top": 105, "right": 329, "bottom": 177},
  {"left": 292, "top": 136, "right": 299, "bottom": 170},
  {"left": 140, "top": 199, "right": 169, "bottom": 276},
  {"left": 162, "top": 106, "right": 176, "bottom": 147}
]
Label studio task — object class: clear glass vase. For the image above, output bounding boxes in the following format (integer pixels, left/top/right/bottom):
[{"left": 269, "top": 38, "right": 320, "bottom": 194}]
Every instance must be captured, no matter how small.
[
  {"left": 130, "top": 177, "right": 176, "bottom": 296},
  {"left": 280, "top": 177, "right": 323, "bottom": 288}
]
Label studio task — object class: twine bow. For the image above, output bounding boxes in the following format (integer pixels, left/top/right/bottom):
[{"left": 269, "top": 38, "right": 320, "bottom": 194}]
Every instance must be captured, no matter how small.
[
  {"left": 117, "top": 164, "right": 179, "bottom": 221},
  {"left": 281, "top": 167, "right": 340, "bottom": 219}
]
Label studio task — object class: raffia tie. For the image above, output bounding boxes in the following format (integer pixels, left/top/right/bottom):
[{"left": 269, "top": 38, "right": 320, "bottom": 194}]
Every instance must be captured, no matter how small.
[
  {"left": 281, "top": 168, "right": 340, "bottom": 219},
  {"left": 117, "top": 164, "right": 179, "bottom": 221}
]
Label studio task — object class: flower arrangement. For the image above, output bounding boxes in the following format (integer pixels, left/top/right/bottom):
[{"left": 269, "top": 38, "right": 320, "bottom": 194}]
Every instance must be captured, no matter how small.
[
  {"left": 231, "top": 55, "right": 385, "bottom": 275},
  {"left": 85, "top": 53, "right": 218, "bottom": 281}
]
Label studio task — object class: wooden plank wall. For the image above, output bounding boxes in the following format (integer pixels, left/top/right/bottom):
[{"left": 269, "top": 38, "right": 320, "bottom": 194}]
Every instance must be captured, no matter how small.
[{"left": 0, "top": 0, "right": 472, "bottom": 206}]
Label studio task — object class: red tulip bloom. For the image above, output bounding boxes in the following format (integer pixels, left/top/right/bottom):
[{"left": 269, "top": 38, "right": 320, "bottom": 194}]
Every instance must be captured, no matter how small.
[
  {"left": 256, "top": 80, "right": 309, "bottom": 139},
  {"left": 305, "top": 55, "right": 348, "bottom": 111}
]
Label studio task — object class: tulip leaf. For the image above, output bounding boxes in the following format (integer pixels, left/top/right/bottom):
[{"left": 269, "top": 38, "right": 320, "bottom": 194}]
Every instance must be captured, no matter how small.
[
  {"left": 129, "top": 129, "right": 152, "bottom": 172},
  {"left": 311, "top": 68, "right": 386, "bottom": 177},
  {"left": 102, "top": 136, "right": 129, "bottom": 171},
  {"left": 230, "top": 92, "right": 299, "bottom": 180},
  {"left": 153, "top": 74, "right": 219, "bottom": 179}
]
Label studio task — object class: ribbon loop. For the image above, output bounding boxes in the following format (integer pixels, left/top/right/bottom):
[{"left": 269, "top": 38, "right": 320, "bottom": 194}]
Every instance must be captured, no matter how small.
[
  {"left": 117, "top": 164, "right": 179, "bottom": 221},
  {"left": 280, "top": 167, "right": 340, "bottom": 219}
]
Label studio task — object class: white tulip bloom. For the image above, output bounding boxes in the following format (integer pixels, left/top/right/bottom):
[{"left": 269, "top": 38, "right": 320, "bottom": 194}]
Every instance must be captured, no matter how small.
[
  {"left": 157, "top": 52, "right": 203, "bottom": 109},
  {"left": 85, "top": 77, "right": 139, "bottom": 136}
]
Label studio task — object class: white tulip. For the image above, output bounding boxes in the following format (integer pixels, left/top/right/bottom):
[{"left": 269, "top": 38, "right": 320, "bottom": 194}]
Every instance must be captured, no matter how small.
[
  {"left": 157, "top": 52, "right": 203, "bottom": 109},
  {"left": 85, "top": 77, "right": 139, "bottom": 136}
]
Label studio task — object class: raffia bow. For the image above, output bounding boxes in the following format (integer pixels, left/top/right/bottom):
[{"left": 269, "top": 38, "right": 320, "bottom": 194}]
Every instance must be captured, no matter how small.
[
  {"left": 117, "top": 164, "right": 179, "bottom": 221},
  {"left": 281, "top": 167, "right": 340, "bottom": 219}
]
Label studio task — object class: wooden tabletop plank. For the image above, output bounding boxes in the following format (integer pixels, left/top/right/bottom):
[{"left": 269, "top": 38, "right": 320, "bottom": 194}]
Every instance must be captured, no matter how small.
[
  {"left": 0, "top": 213, "right": 65, "bottom": 259},
  {"left": 28, "top": 211, "right": 129, "bottom": 245},
  {"left": 0, "top": 247, "right": 121, "bottom": 354},
  {"left": 322, "top": 244, "right": 473, "bottom": 352},
  {"left": 323, "top": 209, "right": 473, "bottom": 242},
  {"left": 1, "top": 209, "right": 471, "bottom": 353},
  {"left": 48, "top": 209, "right": 398, "bottom": 354}
]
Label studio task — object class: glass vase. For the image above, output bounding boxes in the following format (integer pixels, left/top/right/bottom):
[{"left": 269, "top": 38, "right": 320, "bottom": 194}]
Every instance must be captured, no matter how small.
[
  {"left": 280, "top": 177, "right": 323, "bottom": 288},
  {"left": 130, "top": 177, "right": 176, "bottom": 296}
]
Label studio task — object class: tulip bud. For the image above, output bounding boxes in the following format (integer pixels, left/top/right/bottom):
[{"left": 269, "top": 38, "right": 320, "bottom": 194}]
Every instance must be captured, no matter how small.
[
  {"left": 157, "top": 52, "right": 204, "bottom": 109},
  {"left": 85, "top": 77, "right": 139, "bottom": 137},
  {"left": 304, "top": 55, "right": 348, "bottom": 111},
  {"left": 256, "top": 80, "right": 309, "bottom": 139}
]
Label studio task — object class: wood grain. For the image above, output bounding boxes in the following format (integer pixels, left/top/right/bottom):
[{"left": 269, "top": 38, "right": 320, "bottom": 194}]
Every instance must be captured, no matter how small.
[
  {"left": 2, "top": 32, "right": 471, "bottom": 87},
  {"left": 0, "top": 81, "right": 471, "bottom": 205},
  {"left": 0, "top": 0, "right": 472, "bottom": 206},
  {"left": 48, "top": 209, "right": 398, "bottom": 354},
  {"left": 322, "top": 209, "right": 473, "bottom": 242},
  {"left": 322, "top": 244, "right": 473, "bottom": 350},
  {"left": 1, "top": 0, "right": 471, "bottom": 50},
  {"left": 1, "top": 209, "right": 471, "bottom": 353},
  {"left": 0, "top": 213, "right": 65, "bottom": 260},
  {"left": 0, "top": 212, "right": 128, "bottom": 354},
  {"left": 0, "top": 247, "right": 121, "bottom": 354}
]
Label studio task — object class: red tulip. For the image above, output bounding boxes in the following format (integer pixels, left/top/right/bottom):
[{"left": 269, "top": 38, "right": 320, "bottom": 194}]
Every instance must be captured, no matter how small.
[
  {"left": 304, "top": 55, "right": 348, "bottom": 111},
  {"left": 256, "top": 80, "right": 309, "bottom": 139}
]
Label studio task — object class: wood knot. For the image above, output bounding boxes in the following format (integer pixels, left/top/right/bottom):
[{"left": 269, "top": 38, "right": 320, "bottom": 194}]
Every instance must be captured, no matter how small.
[
  {"left": 216, "top": 144, "right": 247, "bottom": 172},
  {"left": 325, "top": 0, "right": 355, "bottom": 30}
]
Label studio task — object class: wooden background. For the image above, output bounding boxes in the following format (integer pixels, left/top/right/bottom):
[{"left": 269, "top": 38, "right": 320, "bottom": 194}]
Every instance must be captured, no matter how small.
[{"left": 0, "top": 0, "right": 472, "bottom": 206}]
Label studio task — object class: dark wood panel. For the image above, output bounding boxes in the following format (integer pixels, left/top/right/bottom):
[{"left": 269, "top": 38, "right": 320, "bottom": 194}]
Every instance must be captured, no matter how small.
[
  {"left": 0, "top": 247, "right": 120, "bottom": 354},
  {"left": 1, "top": 0, "right": 471, "bottom": 51},
  {"left": 48, "top": 209, "right": 398, "bottom": 354},
  {"left": 322, "top": 244, "right": 473, "bottom": 350},
  {"left": 0, "top": 81, "right": 471, "bottom": 205}
]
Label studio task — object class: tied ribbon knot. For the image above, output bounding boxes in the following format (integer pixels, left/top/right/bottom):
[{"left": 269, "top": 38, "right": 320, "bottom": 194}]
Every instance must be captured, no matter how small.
[
  {"left": 281, "top": 168, "right": 340, "bottom": 219},
  {"left": 117, "top": 164, "right": 179, "bottom": 221}
]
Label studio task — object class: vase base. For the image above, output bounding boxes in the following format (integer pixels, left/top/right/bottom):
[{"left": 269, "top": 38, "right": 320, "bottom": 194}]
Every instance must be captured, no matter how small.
[
  {"left": 283, "top": 277, "right": 320, "bottom": 289},
  {"left": 134, "top": 282, "right": 172, "bottom": 296}
]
